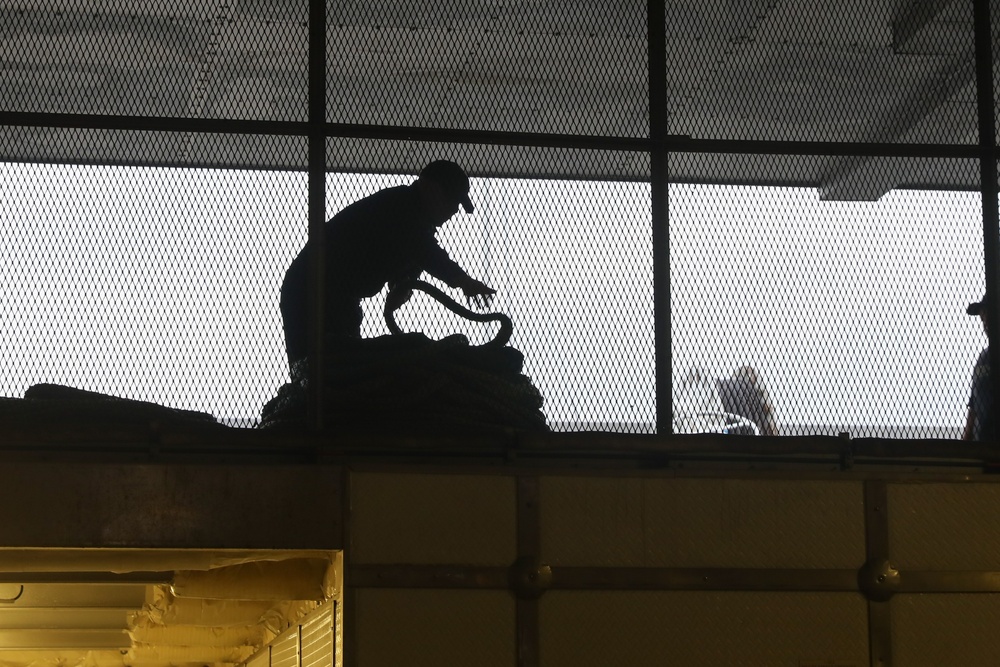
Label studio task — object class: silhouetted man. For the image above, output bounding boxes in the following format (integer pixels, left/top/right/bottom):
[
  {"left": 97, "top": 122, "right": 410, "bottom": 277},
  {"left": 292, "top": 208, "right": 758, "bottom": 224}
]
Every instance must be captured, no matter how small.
[
  {"left": 280, "top": 160, "right": 496, "bottom": 371},
  {"left": 963, "top": 294, "right": 993, "bottom": 440}
]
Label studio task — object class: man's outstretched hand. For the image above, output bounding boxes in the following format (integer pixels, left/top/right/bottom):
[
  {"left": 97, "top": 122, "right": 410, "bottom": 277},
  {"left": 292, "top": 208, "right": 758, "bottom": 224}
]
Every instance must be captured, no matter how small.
[{"left": 462, "top": 278, "right": 496, "bottom": 310}]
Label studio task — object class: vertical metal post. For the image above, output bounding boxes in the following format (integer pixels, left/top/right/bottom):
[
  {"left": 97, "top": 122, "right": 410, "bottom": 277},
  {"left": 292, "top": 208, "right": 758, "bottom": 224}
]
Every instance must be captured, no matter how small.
[
  {"left": 307, "top": 0, "right": 327, "bottom": 432},
  {"left": 863, "top": 481, "right": 893, "bottom": 667},
  {"left": 341, "top": 469, "right": 357, "bottom": 667},
  {"left": 297, "top": 624, "right": 303, "bottom": 667},
  {"left": 332, "top": 600, "right": 339, "bottom": 667},
  {"left": 648, "top": 0, "right": 671, "bottom": 433},
  {"left": 973, "top": 0, "right": 1000, "bottom": 444},
  {"left": 515, "top": 476, "right": 541, "bottom": 667}
]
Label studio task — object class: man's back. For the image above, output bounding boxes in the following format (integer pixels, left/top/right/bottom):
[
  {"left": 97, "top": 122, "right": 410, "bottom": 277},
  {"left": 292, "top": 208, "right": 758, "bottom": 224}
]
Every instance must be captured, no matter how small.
[
  {"left": 285, "top": 184, "right": 442, "bottom": 300},
  {"left": 970, "top": 347, "right": 993, "bottom": 440},
  {"left": 324, "top": 185, "right": 426, "bottom": 297}
]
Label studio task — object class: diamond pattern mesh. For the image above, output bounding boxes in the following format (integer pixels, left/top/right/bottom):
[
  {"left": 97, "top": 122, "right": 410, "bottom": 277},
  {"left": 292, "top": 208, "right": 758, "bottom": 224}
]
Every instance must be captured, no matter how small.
[
  {"left": 2, "top": 3, "right": 308, "bottom": 121},
  {"left": 326, "top": 1, "right": 648, "bottom": 136},
  {"left": 0, "top": 0, "right": 996, "bottom": 436},
  {"left": 669, "top": 154, "right": 983, "bottom": 438},
  {"left": 665, "top": 0, "right": 978, "bottom": 144},
  {"left": 335, "top": 144, "right": 655, "bottom": 432},
  {"left": 0, "top": 151, "right": 307, "bottom": 426}
]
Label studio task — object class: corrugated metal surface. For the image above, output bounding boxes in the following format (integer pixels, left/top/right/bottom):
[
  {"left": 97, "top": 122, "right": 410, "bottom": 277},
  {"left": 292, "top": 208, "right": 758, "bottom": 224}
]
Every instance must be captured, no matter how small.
[
  {"left": 540, "top": 477, "right": 865, "bottom": 568},
  {"left": 301, "top": 603, "right": 334, "bottom": 667},
  {"left": 891, "top": 594, "right": 1000, "bottom": 667},
  {"left": 350, "top": 473, "right": 516, "bottom": 565},
  {"left": 354, "top": 590, "right": 514, "bottom": 667},
  {"left": 241, "top": 600, "right": 338, "bottom": 667},
  {"left": 246, "top": 646, "right": 270, "bottom": 667},
  {"left": 269, "top": 628, "right": 299, "bottom": 667},
  {"left": 889, "top": 483, "right": 1000, "bottom": 570},
  {"left": 0, "top": 552, "right": 335, "bottom": 667},
  {"left": 541, "top": 591, "right": 868, "bottom": 666}
]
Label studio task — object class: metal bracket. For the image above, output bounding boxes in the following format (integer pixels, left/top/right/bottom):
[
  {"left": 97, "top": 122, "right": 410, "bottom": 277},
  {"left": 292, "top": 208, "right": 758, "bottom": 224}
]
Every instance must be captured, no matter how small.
[
  {"left": 508, "top": 556, "right": 552, "bottom": 600},
  {"left": 858, "top": 558, "right": 901, "bottom": 602}
]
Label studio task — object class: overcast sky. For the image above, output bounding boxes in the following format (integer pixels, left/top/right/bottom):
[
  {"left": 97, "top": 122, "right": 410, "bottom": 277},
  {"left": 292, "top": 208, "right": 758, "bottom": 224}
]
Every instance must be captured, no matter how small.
[{"left": 0, "top": 162, "right": 985, "bottom": 435}]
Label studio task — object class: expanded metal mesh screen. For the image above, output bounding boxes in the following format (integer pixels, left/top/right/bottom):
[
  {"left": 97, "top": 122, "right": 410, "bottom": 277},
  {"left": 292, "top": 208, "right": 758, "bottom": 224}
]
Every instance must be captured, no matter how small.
[
  {"left": 0, "top": 152, "right": 306, "bottom": 425},
  {"left": 325, "top": 4, "right": 649, "bottom": 136},
  {"left": 340, "top": 145, "right": 655, "bottom": 432},
  {"left": 0, "top": 0, "right": 997, "bottom": 438},
  {"left": 669, "top": 155, "right": 983, "bottom": 438},
  {"left": 663, "top": 1, "right": 980, "bottom": 145},
  {"left": 3, "top": 4, "right": 309, "bottom": 121}
]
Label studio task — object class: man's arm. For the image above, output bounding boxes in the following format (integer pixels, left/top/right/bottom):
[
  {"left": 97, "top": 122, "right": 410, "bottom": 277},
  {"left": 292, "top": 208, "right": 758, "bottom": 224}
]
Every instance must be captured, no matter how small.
[{"left": 421, "top": 239, "right": 496, "bottom": 308}]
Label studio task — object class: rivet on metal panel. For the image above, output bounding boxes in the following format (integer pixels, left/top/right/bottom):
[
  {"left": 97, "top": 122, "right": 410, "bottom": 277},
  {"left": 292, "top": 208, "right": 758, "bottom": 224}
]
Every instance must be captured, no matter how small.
[
  {"left": 508, "top": 556, "right": 552, "bottom": 600},
  {"left": 857, "top": 558, "right": 900, "bottom": 602}
]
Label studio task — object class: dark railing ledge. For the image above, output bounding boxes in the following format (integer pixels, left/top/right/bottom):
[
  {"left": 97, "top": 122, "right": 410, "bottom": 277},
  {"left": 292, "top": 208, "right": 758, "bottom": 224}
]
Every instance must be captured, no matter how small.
[{"left": 0, "top": 413, "right": 997, "bottom": 474}]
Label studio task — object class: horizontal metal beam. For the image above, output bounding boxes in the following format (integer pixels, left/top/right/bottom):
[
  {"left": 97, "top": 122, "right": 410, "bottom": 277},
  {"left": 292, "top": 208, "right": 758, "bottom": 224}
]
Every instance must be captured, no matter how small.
[
  {"left": 349, "top": 565, "right": 508, "bottom": 589},
  {"left": 550, "top": 567, "right": 858, "bottom": 591},
  {"left": 0, "top": 462, "right": 343, "bottom": 550},
  {"left": 349, "top": 565, "right": 858, "bottom": 591},
  {"left": 350, "top": 563, "right": 1000, "bottom": 595},
  {"left": 819, "top": 60, "right": 977, "bottom": 201},
  {"left": 0, "top": 111, "right": 987, "bottom": 160},
  {"left": 0, "top": 573, "right": 170, "bottom": 585},
  {"left": 350, "top": 564, "right": 860, "bottom": 592},
  {"left": 0, "top": 111, "right": 655, "bottom": 153}
]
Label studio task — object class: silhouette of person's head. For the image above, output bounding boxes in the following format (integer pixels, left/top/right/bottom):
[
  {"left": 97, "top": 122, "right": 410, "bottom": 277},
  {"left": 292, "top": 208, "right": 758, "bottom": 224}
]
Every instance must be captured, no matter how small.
[
  {"left": 417, "top": 160, "right": 474, "bottom": 226},
  {"left": 968, "top": 295, "right": 989, "bottom": 334}
]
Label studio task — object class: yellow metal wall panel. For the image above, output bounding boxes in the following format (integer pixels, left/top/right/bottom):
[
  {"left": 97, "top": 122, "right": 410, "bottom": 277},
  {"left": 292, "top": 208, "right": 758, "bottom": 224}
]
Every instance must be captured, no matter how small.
[
  {"left": 541, "top": 477, "right": 865, "bottom": 567},
  {"left": 243, "top": 599, "right": 338, "bottom": 667},
  {"left": 300, "top": 603, "right": 334, "bottom": 667},
  {"left": 889, "top": 483, "right": 1000, "bottom": 569},
  {"left": 350, "top": 473, "right": 516, "bottom": 565},
  {"left": 246, "top": 648, "right": 269, "bottom": 667},
  {"left": 270, "top": 631, "right": 299, "bottom": 667},
  {"left": 354, "top": 590, "right": 514, "bottom": 667},
  {"left": 541, "top": 591, "right": 868, "bottom": 667},
  {"left": 892, "top": 594, "right": 1000, "bottom": 667}
]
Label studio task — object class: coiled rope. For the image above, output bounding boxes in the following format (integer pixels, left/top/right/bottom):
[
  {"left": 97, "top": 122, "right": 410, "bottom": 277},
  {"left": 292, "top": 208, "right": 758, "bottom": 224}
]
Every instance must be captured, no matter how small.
[{"left": 385, "top": 279, "right": 513, "bottom": 348}]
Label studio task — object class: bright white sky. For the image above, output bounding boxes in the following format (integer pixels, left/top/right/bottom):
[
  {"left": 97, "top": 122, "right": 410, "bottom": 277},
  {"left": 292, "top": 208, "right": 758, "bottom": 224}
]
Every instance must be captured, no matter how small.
[{"left": 0, "top": 162, "right": 985, "bottom": 436}]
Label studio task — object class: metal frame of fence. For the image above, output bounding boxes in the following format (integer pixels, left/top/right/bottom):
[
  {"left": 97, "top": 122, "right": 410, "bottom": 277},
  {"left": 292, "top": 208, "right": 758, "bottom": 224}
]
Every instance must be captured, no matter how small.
[{"left": 0, "top": 0, "right": 996, "bottom": 439}]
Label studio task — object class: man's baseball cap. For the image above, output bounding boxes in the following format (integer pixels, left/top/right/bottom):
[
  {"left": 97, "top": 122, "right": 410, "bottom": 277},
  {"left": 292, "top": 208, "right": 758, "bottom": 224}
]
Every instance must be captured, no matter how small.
[
  {"left": 968, "top": 294, "right": 988, "bottom": 315},
  {"left": 420, "top": 160, "right": 474, "bottom": 214}
]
